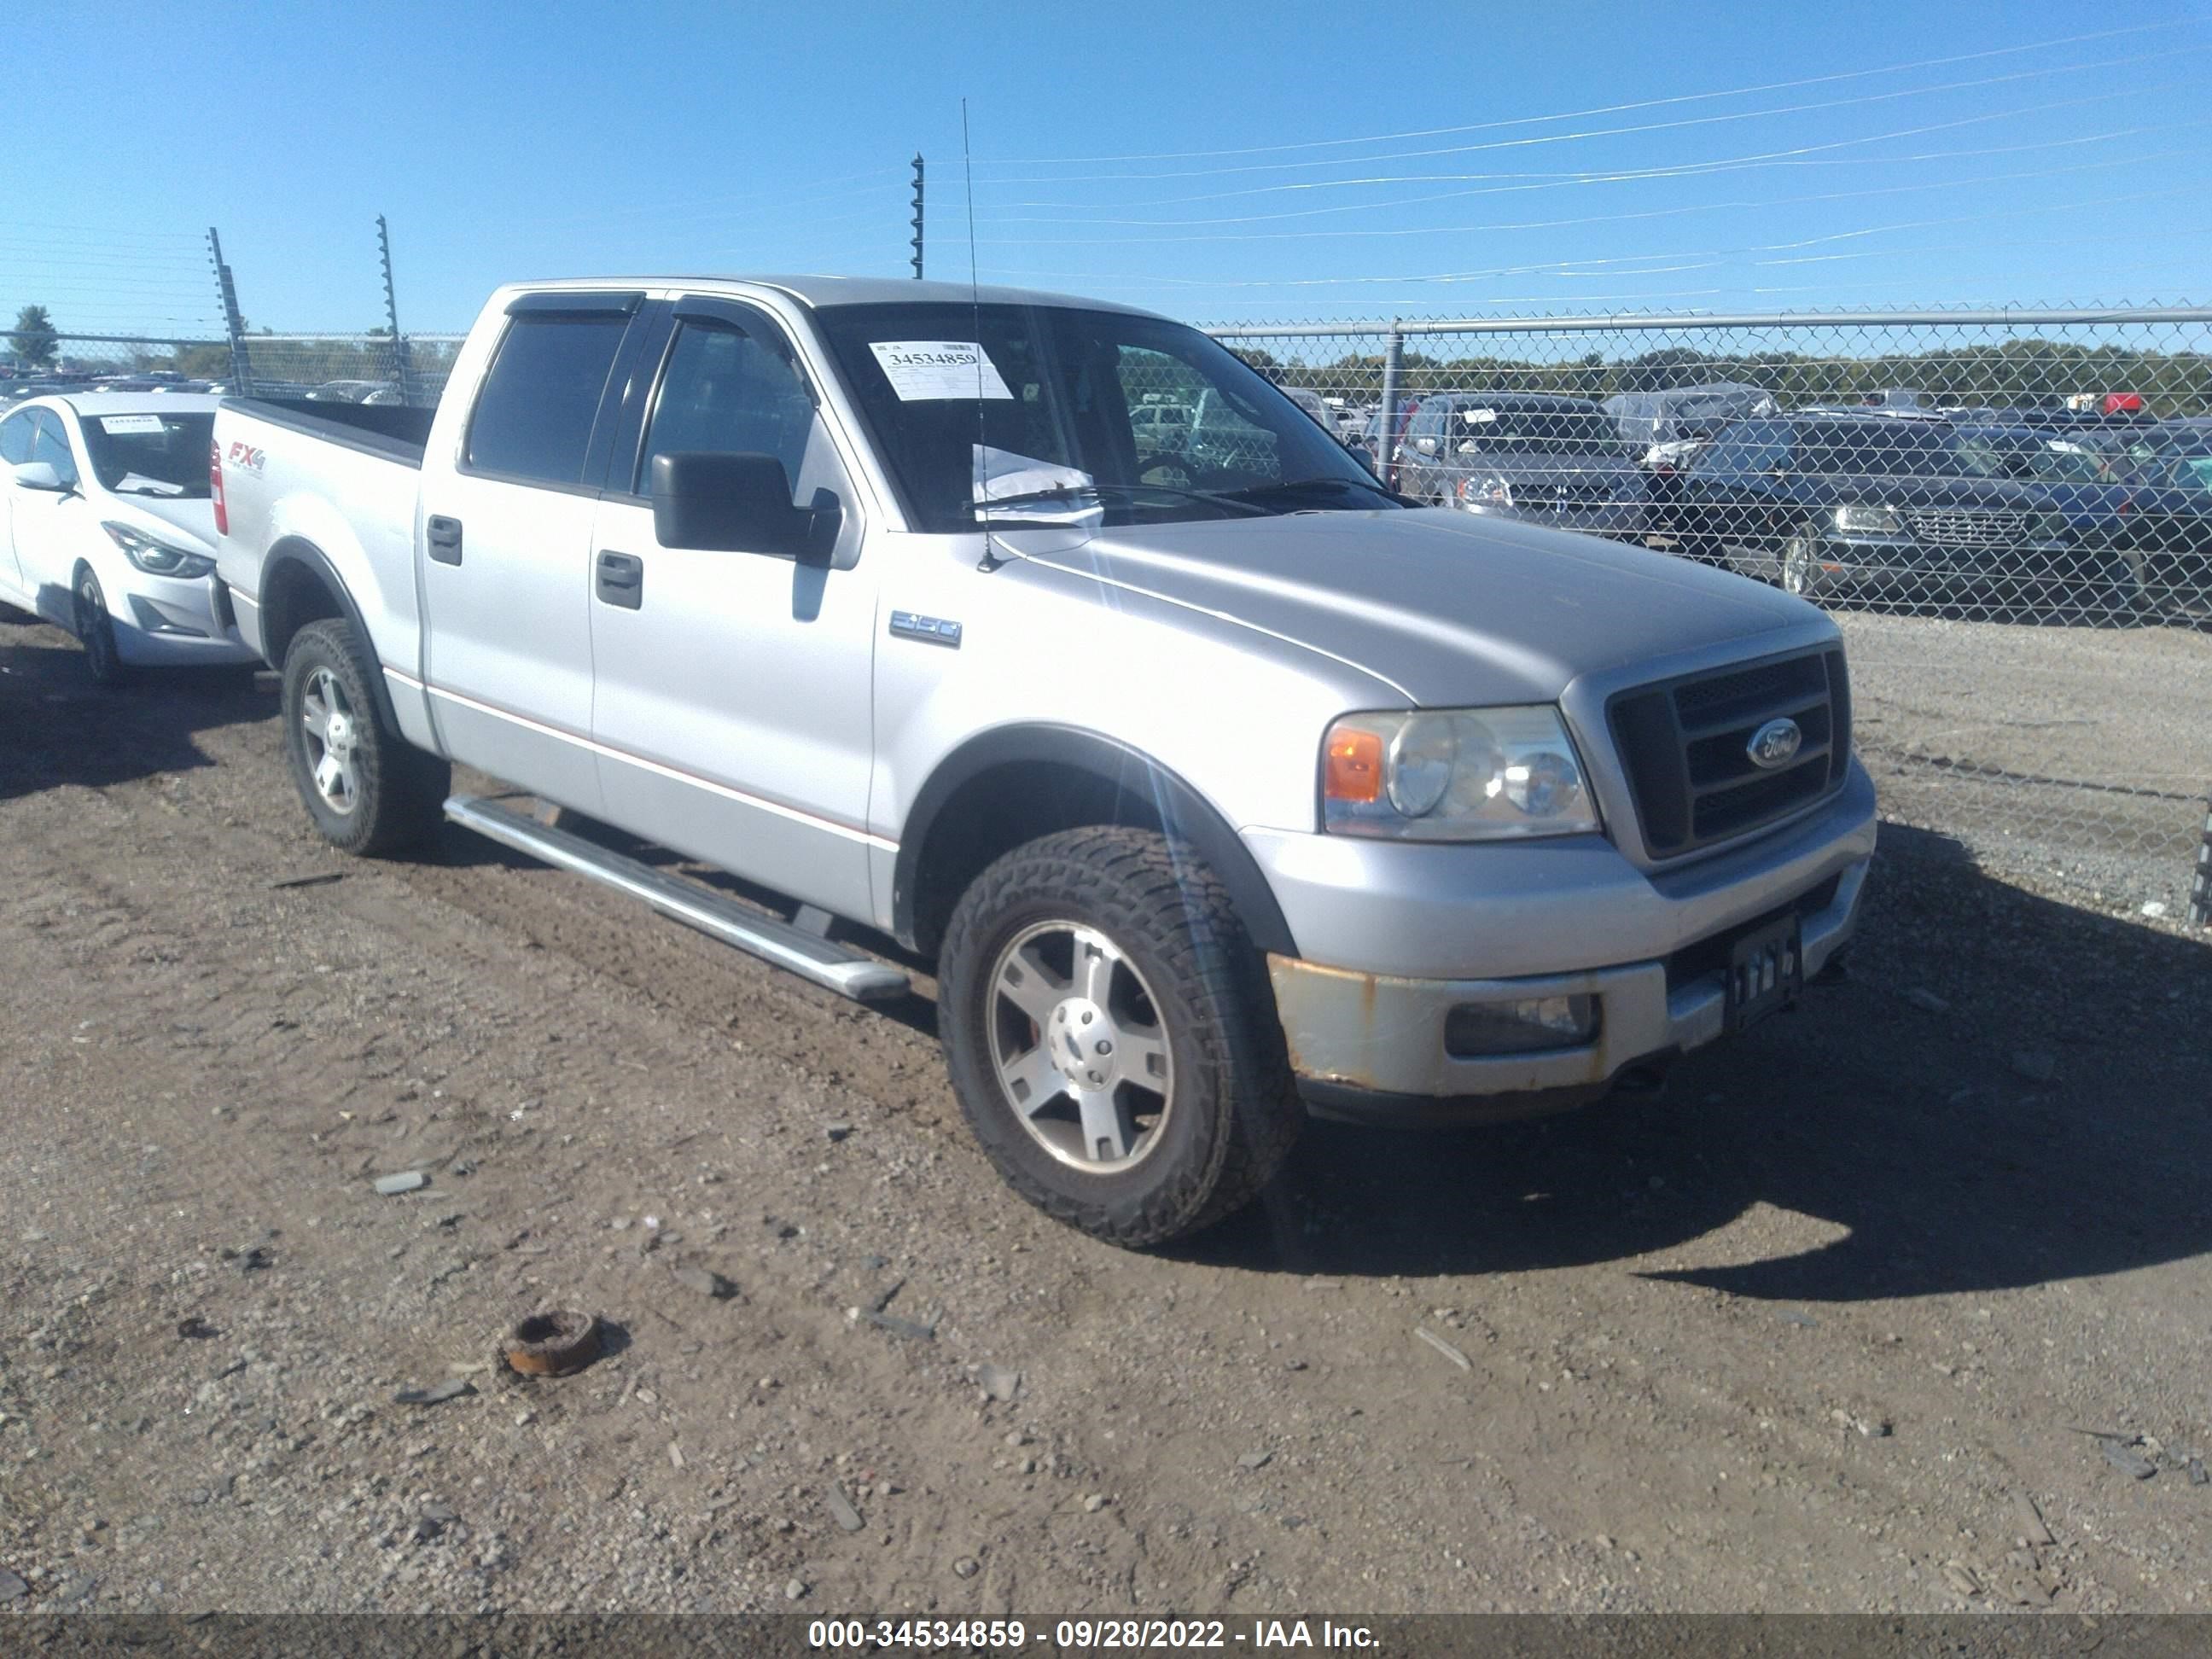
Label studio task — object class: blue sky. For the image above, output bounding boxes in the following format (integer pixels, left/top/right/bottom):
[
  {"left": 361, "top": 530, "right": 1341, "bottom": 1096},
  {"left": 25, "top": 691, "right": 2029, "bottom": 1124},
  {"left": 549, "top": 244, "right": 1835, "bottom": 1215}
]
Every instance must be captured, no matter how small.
[{"left": 6, "top": 0, "right": 2209, "bottom": 338}]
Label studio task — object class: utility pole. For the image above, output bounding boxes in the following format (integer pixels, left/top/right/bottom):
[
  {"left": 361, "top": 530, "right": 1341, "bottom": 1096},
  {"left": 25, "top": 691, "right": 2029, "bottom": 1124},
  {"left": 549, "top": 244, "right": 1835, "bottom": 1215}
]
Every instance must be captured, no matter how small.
[
  {"left": 376, "top": 214, "right": 416, "bottom": 406},
  {"left": 910, "top": 154, "right": 925, "bottom": 280},
  {"left": 207, "top": 226, "right": 253, "bottom": 395}
]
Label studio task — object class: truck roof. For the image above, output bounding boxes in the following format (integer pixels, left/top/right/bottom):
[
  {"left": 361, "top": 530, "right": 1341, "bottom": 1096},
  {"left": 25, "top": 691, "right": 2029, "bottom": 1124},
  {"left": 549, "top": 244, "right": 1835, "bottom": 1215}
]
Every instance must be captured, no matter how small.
[{"left": 498, "top": 274, "right": 1161, "bottom": 317}]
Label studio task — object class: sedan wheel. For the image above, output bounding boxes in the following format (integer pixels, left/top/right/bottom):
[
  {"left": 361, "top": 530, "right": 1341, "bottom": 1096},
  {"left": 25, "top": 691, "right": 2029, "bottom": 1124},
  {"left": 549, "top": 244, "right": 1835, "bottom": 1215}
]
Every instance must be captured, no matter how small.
[
  {"left": 73, "top": 568, "right": 126, "bottom": 685},
  {"left": 1778, "top": 533, "right": 1820, "bottom": 598}
]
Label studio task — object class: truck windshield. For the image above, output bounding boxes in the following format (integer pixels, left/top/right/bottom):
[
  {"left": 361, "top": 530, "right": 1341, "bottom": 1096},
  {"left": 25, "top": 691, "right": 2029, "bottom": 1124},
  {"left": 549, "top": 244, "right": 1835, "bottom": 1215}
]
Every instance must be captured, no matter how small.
[
  {"left": 813, "top": 301, "right": 1395, "bottom": 532},
  {"left": 79, "top": 410, "right": 215, "bottom": 498}
]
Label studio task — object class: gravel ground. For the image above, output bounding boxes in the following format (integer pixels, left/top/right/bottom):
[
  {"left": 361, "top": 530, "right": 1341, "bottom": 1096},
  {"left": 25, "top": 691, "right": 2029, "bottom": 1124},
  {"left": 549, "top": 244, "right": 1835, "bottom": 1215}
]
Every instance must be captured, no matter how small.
[
  {"left": 2, "top": 609, "right": 2209, "bottom": 1616},
  {"left": 1835, "top": 610, "right": 2210, "bottom": 917}
]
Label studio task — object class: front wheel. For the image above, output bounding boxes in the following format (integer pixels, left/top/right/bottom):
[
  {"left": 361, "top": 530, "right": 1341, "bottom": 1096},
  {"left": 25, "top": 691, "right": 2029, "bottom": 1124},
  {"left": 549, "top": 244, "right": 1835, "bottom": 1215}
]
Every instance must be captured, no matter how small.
[
  {"left": 1778, "top": 530, "right": 1822, "bottom": 599},
  {"left": 73, "top": 567, "right": 126, "bottom": 686},
  {"left": 938, "top": 825, "right": 1301, "bottom": 1247},
  {"left": 281, "top": 617, "right": 449, "bottom": 856}
]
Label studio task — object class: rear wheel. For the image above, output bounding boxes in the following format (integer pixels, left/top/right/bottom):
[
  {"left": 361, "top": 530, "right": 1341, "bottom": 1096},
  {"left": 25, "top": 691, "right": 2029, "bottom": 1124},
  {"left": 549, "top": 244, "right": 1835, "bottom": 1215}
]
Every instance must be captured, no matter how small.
[
  {"left": 72, "top": 566, "right": 126, "bottom": 686},
  {"left": 281, "top": 617, "right": 448, "bottom": 856},
  {"left": 938, "top": 825, "right": 1301, "bottom": 1247}
]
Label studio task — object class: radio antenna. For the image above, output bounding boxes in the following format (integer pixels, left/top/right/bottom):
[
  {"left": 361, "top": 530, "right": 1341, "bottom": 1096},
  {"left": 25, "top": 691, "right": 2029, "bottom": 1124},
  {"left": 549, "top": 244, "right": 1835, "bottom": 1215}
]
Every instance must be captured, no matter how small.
[{"left": 965, "top": 98, "right": 1007, "bottom": 572}]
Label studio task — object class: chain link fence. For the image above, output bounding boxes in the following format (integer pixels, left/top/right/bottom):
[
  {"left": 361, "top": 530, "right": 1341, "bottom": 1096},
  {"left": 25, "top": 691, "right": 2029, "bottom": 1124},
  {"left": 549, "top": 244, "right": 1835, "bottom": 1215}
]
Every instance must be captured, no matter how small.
[
  {"left": 8, "top": 310, "right": 2206, "bottom": 911},
  {"left": 1208, "top": 308, "right": 2211, "bottom": 911},
  {"left": 3, "top": 330, "right": 465, "bottom": 405}
]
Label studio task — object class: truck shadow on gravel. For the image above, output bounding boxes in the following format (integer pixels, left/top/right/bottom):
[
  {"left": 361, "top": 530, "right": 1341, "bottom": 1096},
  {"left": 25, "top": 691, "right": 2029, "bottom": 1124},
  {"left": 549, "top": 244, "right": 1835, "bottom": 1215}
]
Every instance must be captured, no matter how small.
[
  {"left": 1191, "top": 823, "right": 2212, "bottom": 1302},
  {"left": 0, "top": 627, "right": 270, "bottom": 804}
]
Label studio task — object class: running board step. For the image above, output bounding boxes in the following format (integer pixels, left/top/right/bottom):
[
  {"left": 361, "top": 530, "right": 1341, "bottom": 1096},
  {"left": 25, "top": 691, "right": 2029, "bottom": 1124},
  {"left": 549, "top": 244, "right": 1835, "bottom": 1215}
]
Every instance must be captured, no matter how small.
[{"left": 443, "top": 795, "right": 911, "bottom": 1003}]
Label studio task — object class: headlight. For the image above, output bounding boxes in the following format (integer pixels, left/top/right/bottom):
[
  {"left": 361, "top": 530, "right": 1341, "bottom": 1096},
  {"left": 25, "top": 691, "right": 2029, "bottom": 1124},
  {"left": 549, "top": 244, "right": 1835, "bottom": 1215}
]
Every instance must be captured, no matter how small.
[
  {"left": 1833, "top": 504, "right": 1903, "bottom": 536},
  {"left": 2036, "top": 510, "right": 2072, "bottom": 544},
  {"left": 1457, "top": 474, "right": 1513, "bottom": 509},
  {"left": 1322, "top": 706, "right": 1600, "bottom": 841},
  {"left": 101, "top": 521, "right": 216, "bottom": 579}
]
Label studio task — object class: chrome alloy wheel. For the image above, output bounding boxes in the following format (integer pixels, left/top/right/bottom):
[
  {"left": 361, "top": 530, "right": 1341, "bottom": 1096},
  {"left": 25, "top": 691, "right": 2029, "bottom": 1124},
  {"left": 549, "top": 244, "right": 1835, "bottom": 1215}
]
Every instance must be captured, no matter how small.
[
  {"left": 987, "top": 920, "right": 1174, "bottom": 1173},
  {"left": 299, "top": 667, "right": 363, "bottom": 815}
]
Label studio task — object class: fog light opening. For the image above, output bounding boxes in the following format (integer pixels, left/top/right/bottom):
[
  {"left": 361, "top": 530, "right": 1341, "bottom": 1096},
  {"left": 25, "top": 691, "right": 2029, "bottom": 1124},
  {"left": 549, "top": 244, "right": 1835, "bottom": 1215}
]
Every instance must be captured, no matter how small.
[{"left": 1444, "top": 993, "right": 1599, "bottom": 1057}]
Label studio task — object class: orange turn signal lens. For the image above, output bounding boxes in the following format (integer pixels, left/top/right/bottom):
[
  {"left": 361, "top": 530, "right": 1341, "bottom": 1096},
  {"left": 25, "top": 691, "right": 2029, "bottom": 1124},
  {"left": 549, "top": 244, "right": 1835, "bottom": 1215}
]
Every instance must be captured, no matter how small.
[{"left": 1324, "top": 727, "right": 1385, "bottom": 803}]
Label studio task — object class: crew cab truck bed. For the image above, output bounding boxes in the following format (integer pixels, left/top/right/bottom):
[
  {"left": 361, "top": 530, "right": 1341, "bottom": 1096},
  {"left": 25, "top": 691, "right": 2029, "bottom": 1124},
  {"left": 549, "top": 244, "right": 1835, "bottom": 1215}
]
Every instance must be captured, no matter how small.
[{"left": 214, "top": 275, "right": 1874, "bottom": 1247}]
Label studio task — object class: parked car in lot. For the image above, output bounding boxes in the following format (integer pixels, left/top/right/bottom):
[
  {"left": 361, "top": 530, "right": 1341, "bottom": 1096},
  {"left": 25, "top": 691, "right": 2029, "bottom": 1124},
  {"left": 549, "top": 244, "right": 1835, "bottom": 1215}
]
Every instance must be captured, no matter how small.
[
  {"left": 1396, "top": 393, "right": 1650, "bottom": 540},
  {"left": 1603, "top": 382, "right": 1779, "bottom": 474},
  {"left": 2103, "top": 430, "right": 2212, "bottom": 620},
  {"left": 212, "top": 275, "right": 1873, "bottom": 1245},
  {"left": 1347, "top": 399, "right": 1416, "bottom": 482},
  {"left": 1278, "top": 386, "right": 1337, "bottom": 435},
  {"left": 1950, "top": 422, "right": 2134, "bottom": 551},
  {"left": 1664, "top": 414, "right": 2074, "bottom": 606},
  {"left": 0, "top": 393, "right": 257, "bottom": 682},
  {"left": 306, "top": 380, "right": 399, "bottom": 404}
]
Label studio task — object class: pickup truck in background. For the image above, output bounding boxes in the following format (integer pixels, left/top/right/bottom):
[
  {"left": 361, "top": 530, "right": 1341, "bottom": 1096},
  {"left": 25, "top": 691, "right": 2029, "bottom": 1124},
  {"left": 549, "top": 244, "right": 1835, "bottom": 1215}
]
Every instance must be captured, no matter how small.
[{"left": 212, "top": 276, "right": 1876, "bottom": 1246}]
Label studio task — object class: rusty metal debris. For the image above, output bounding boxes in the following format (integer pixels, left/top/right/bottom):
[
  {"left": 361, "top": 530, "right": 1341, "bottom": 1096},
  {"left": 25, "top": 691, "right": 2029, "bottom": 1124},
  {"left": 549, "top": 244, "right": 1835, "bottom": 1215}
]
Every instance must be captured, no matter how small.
[{"left": 499, "top": 1310, "right": 602, "bottom": 1377}]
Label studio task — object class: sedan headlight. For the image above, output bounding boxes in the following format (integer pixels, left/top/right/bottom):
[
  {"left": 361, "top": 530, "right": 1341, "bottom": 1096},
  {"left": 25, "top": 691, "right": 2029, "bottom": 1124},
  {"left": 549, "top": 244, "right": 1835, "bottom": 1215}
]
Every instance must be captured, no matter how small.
[
  {"left": 1457, "top": 474, "right": 1514, "bottom": 509},
  {"left": 2035, "top": 509, "right": 2072, "bottom": 544},
  {"left": 102, "top": 521, "right": 216, "bottom": 579},
  {"left": 1322, "top": 706, "right": 1600, "bottom": 841},
  {"left": 1833, "top": 504, "right": 1903, "bottom": 536}
]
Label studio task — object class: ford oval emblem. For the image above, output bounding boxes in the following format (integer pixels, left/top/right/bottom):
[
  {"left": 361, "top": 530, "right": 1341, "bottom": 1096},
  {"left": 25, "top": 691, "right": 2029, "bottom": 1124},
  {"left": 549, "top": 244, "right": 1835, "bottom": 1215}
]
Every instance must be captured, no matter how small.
[{"left": 1747, "top": 718, "right": 1804, "bottom": 771}]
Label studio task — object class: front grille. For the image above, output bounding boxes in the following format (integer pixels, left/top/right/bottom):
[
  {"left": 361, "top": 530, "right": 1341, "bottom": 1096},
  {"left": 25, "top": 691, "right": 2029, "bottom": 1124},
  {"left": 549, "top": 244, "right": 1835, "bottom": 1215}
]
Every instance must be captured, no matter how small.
[
  {"left": 1608, "top": 648, "right": 1852, "bottom": 859},
  {"left": 1907, "top": 509, "right": 2023, "bottom": 548}
]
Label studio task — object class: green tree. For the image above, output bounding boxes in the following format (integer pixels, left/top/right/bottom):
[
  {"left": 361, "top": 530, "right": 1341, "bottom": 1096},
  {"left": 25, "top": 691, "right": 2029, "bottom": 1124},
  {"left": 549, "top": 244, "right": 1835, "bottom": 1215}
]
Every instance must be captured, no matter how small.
[{"left": 11, "top": 304, "right": 58, "bottom": 367}]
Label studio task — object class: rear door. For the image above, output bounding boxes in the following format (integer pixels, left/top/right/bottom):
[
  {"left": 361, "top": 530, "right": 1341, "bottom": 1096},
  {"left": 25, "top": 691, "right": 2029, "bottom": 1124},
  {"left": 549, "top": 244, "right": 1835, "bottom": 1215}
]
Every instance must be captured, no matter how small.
[
  {"left": 417, "top": 292, "right": 647, "bottom": 812},
  {"left": 585, "top": 294, "right": 881, "bottom": 920}
]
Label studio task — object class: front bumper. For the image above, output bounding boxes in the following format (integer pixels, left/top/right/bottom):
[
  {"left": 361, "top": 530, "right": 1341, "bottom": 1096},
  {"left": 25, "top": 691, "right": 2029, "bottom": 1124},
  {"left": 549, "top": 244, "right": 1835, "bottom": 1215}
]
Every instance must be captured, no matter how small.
[
  {"left": 1269, "top": 855, "right": 1865, "bottom": 1121},
  {"left": 1248, "top": 760, "right": 1877, "bottom": 1121},
  {"left": 114, "top": 575, "right": 257, "bottom": 667},
  {"left": 1800, "top": 532, "right": 2075, "bottom": 593}
]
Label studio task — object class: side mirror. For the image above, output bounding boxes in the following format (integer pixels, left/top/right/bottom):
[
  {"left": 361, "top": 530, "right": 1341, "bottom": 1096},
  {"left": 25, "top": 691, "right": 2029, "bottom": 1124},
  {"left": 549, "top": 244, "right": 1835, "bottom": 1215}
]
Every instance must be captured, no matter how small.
[
  {"left": 1413, "top": 437, "right": 1438, "bottom": 456},
  {"left": 10, "top": 461, "right": 67, "bottom": 492},
  {"left": 650, "top": 451, "right": 841, "bottom": 562}
]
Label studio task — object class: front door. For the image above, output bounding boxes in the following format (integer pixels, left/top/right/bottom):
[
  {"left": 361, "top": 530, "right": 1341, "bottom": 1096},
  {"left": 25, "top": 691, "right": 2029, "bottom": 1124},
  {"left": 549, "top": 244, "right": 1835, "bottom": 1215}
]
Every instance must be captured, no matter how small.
[
  {"left": 417, "top": 294, "right": 644, "bottom": 812},
  {"left": 587, "top": 295, "right": 881, "bottom": 921}
]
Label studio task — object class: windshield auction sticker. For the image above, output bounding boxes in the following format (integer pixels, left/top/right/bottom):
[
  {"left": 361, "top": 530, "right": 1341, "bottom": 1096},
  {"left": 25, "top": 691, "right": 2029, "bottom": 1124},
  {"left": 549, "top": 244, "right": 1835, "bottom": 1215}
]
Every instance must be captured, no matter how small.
[
  {"left": 99, "top": 414, "right": 170, "bottom": 435},
  {"left": 868, "top": 341, "right": 1014, "bottom": 401}
]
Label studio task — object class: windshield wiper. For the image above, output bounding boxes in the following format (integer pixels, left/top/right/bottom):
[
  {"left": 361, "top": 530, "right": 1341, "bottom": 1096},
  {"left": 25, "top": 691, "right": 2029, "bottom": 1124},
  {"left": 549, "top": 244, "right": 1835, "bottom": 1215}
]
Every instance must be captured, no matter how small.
[
  {"left": 980, "top": 481, "right": 1269, "bottom": 518},
  {"left": 1215, "top": 474, "right": 1400, "bottom": 505},
  {"left": 114, "top": 483, "right": 189, "bottom": 497}
]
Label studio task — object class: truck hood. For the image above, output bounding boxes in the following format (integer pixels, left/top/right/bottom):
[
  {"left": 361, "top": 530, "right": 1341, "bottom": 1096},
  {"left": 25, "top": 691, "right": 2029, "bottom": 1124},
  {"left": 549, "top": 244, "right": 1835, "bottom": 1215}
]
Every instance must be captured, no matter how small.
[{"left": 1015, "top": 506, "right": 1821, "bottom": 707}]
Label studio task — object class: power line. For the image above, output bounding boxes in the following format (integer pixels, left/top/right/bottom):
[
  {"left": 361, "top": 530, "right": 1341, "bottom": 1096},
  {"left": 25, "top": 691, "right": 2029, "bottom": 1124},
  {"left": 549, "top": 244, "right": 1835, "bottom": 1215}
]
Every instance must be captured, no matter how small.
[
  {"left": 972, "top": 138, "right": 2197, "bottom": 247},
  {"left": 977, "top": 183, "right": 2211, "bottom": 296},
  {"left": 975, "top": 22, "right": 2182, "bottom": 166},
  {"left": 971, "top": 45, "right": 2197, "bottom": 186},
  {"left": 984, "top": 115, "right": 2199, "bottom": 215}
]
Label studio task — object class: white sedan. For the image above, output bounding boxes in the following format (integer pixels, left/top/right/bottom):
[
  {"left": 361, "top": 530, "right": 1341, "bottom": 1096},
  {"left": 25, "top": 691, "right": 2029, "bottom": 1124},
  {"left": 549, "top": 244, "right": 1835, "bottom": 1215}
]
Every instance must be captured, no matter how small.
[{"left": 0, "top": 393, "right": 257, "bottom": 682}]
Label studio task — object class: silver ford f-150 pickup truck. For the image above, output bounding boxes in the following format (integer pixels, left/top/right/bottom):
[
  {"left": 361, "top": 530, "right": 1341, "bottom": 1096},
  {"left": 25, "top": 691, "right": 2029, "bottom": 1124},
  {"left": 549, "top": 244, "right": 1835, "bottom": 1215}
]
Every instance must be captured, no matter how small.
[{"left": 212, "top": 276, "right": 1875, "bottom": 1245}]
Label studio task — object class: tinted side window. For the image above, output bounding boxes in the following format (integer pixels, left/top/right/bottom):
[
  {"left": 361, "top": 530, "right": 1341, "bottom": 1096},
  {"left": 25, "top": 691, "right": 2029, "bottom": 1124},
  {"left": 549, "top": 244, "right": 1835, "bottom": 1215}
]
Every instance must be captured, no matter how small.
[
  {"left": 466, "top": 314, "right": 630, "bottom": 486},
  {"left": 31, "top": 411, "right": 79, "bottom": 485},
  {"left": 1694, "top": 420, "right": 1786, "bottom": 474},
  {"left": 637, "top": 319, "right": 817, "bottom": 498},
  {"left": 0, "top": 411, "right": 31, "bottom": 465}
]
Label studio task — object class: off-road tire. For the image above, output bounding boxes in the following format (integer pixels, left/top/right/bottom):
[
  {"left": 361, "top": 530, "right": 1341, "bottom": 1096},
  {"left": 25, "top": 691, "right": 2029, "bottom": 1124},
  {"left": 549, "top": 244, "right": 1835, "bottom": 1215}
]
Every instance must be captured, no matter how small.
[
  {"left": 938, "top": 825, "right": 1301, "bottom": 1247},
  {"left": 281, "top": 618, "right": 448, "bottom": 857}
]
